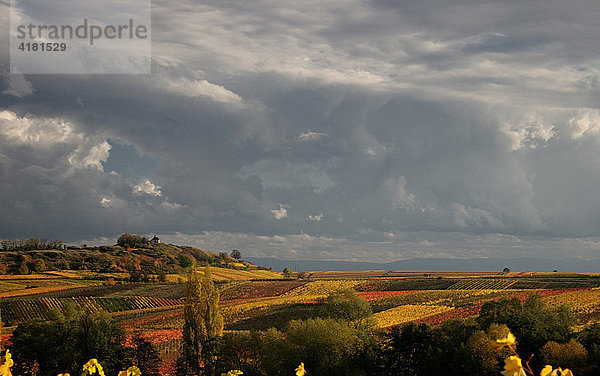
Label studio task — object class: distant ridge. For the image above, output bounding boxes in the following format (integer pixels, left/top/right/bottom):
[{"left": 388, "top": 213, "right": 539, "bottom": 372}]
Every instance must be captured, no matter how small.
[{"left": 246, "top": 257, "right": 600, "bottom": 273}]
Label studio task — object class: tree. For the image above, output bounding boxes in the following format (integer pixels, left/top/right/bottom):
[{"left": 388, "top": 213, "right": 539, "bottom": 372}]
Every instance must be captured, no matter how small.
[
  {"left": 216, "top": 331, "right": 261, "bottom": 375},
  {"left": 181, "top": 267, "right": 224, "bottom": 376},
  {"left": 282, "top": 268, "right": 293, "bottom": 279},
  {"left": 319, "top": 289, "right": 373, "bottom": 329},
  {"left": 256, "top": 319, "right": 366, "bottom": 376},
  {"left": 577, "top": 323, "right": 600, "bottom": 374},
  {"left": 177, "top": 253, "right": 196, "bottom": 269},
  {"left": 32, "top": 258, "right": 46, "bottom": 272},
  {"left": 129, "top": 331, "right": 161, "bottom": 376},
  {"left": 477, "top": 294, "right": 575, "bottom": 369},
  {"left": 540, "top": 339, "right": 588, "bottom": 374},
  {"left": 219, "top": 252, "right": 229, "bottom": 267},
  {"left": 380, "top": 320, "right": 483, "bottom": 376},
  {"left": 230, "top": 249, "right": 242, "bottom": 260},
  {"left": 11, "top": 308, "right": 126, "bottom": 376},
  {"left": 17, "top": 261, "right": 29, "bottom": 275},
  {"left": 116, "top": 233, "right": 148, "bottom": 248},
  {"left": 502, "top": 267, "right": 510, "bottom": 274},
  {"left": 284, "top": 318, "right": 365, "bottom": 376}
]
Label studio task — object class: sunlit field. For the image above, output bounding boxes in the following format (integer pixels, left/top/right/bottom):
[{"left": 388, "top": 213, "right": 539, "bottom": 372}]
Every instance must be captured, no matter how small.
[{"left": 2, "top": 268, "right": 600, "bottom": 375}]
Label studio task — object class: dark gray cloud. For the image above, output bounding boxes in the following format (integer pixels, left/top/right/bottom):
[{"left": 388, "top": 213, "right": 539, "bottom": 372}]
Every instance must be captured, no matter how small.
[{"left": 1, "top": 0, "right": 599, "bottom": 260}]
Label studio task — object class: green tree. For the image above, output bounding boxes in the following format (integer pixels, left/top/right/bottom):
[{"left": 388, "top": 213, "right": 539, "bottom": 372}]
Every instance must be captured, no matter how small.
[
  {"left": 32, "top": 258, "right": 46, "bottom": 272},
  {"left": 177, "top": 253, "right": 196, "bottom": 269},
  {"left": 477, "top": 294, "right": 575, "bottom": 370},
  {"left": 285, "top": 318, "right": 365, "bottom": 376},
  {"left": 181, "top": 267, "right": 224, "bottom": 375},
  {"left": 577, "top": 323, "right": 600, "bottom": 375},
  {"left": 380, "top": 320, "right": 480, "bottom": 376},
  {"left": 219, "top": 252, "right": 229, "bottom": 267},
  {"left": 540, "top": 339, "right": 589, "bottom": 374},
  {"left": 216, "top": 331, "right": 261, "bottom": 376},
  {"left": 24, "top": 238, "right": 40, "bottom": 251},
  {"left": 319, "top": 289, "right": 373, "bottom": 329},
  {"left": 17, "top": 261, "right": 29, "bottom": 275},
  {"left": 255, "top": 319, "right": 367, "bottom": 376},
  {"left": 116, "top": 233, "right": 148, "bottom": 248},
  {"left": 282, "top": 268, "right": 293, "bottom": 278},
  {"left": 129, "top": 331, "right": 161, "bottom": 376},
  {"left": 230, "top": 249, "right": 242, "bottom": 260},
  {"left": 11, "top": 308, "right": 126, "bottom": 376},
  {"left": 466, "top": 324, "right": 513, "bottom": 376}
]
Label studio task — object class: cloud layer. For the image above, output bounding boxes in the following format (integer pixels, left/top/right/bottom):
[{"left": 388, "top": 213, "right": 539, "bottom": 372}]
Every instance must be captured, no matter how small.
[{"left": 1, "top": 0, "right": 599, "bottom": 260}]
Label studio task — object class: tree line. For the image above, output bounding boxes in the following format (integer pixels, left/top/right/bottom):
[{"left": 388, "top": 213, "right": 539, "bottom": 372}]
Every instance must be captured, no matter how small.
[{"left": 1, "top": 238, "right": 64, "bottom": 252}]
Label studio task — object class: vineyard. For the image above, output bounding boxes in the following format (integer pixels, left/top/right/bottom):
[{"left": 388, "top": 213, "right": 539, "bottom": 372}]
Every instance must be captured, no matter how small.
[
  {"left": 2, "top": 268, "right": 600, "bottom": 376},
  {"left": 447, "top": 278, "right": 516, "bottom": 290},
  {"left": 195, "top": 268, "right": 283, "bottom": 281},
  {"left": 373, "top": 304, "right": 455, "bottom": 328},
  {"left": 1, "top": 296, "right": 183, "bottom": 324},
  {"left": 280, "top": 280, "right": 361, "bottom": 297}
]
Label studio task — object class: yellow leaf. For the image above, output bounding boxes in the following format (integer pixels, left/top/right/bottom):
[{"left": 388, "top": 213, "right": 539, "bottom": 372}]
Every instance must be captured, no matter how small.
[
  {"left": 500, "top": 356, "right": 526, "bottom": 376},
  {"left": 496, "top": 332, "right": 516, "bottom": 348},
  {"left": 295, "top": 362, "right": 306, "bottom": 376}
]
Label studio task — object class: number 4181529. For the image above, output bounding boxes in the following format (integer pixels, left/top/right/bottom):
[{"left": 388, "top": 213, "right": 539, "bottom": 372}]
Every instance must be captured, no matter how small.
[{"left": 18, "top": 42, "right": 67, "bottom": 52}]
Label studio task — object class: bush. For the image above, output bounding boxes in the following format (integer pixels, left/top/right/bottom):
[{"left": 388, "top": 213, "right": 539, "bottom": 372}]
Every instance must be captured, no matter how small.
[
  {"left": 540, "top": 339, "right": 588, "bottom": 374},
  {"left": 11, "top": 308, "right": 127, "bottom": 376},
  {"left": 285, "top": 318, "right": 365, "bottom": 376},
  {"left": 318, "top": 289, "right": 373, "bottom": 329},
  {"left": 116, "top": 234, "right": 148, "bottom": 249},
  {"left": 255, "top": 318, "right": 368, "bottom": 376},
  {"left": 477, "top": 294, "right": 575, "bottom": 365}
]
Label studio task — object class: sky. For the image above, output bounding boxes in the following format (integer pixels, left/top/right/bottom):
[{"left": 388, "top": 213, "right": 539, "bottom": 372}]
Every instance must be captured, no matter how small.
[{"left": 0, "top": 0, "right": 599, "bottom": 262}]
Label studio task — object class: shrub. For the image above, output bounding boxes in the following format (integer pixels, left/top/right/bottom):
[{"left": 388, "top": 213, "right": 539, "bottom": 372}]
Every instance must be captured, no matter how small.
[
  {"left": 540, "top": 339, "right": 588, "bottom": 374},
  {"left": 318, "top": 289, "right": 373, "bottom": 329},
  {"left": 477, "top": 294, "right": 575, "bottom": 364},
  {"left": 11, "top": 308, "right": 127, "bottom": 376}
]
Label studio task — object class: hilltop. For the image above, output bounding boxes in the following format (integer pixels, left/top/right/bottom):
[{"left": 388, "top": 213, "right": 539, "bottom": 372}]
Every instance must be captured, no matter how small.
[{"left": 0, "top": 234, "right": 278, "bottom": 280}]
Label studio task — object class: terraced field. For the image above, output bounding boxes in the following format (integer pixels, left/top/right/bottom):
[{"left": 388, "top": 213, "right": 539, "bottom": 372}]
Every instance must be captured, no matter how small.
[
  {"left": 1, "top": 296, "right": 184, "bottom": 324},
  {"left": 447, "top": 278, "right": 516, "bottom": 290},
  {"left": 374, "top": 304, "right": 455, "bottom": 328},
  {"left": 195, "top": 268, "right": 283, "bottom": 281}
]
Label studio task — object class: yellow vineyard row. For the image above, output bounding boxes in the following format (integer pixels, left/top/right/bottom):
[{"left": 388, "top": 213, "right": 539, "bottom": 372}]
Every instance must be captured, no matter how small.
[{"left": 373, "top": 304, "right": 454, "bottom": 328}]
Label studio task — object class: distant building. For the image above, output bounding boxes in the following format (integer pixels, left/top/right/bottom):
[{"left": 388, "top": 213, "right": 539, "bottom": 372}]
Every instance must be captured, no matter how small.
[{"left": 151, "top": 236, "right": 160, "bottom": 244}]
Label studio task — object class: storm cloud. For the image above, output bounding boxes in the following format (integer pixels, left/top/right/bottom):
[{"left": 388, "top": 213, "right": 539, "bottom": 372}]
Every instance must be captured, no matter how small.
[{"left": 1, "top": 0, "right": 599, "bottom": 260}]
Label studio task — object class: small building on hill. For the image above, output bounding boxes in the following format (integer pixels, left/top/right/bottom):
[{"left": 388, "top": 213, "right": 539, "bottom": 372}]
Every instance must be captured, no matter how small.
[{"left": 151, "top": 235, "right": 161, "bottom": 244}]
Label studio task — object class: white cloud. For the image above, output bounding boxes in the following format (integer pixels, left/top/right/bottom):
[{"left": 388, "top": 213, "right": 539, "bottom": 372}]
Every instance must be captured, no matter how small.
[
  {"left": 384, "top": 176, "right": 416, "bottom": 210},
  {"left": 160, "top": 201, "right": 185, "bottom": 212},
  {"left": 0, "top": 110, "right": 77, "bottom": 146},
  {"left": 298, "top": 131, "right": 328, "bottom": 141},
  {"left": 502, "top": 114, "right": 557, "bottom": 151},
  {"left": 2, "top": 75, "right": 34, "bottom": 98},
  {"left": 157, "top": 76, "right": 245, "bottom": 107},
  {"left": 307, "top": 212, "right": 323, "bottom": 221},
  {"left": 451, "top": 203, "right": 506, "bottom": 230},
  {"left": 133, "top": 179, "right": 163, "bottom": 197},
  {"left": 68, "top": 141, "right": 111, "bottom": 171},
  {"left": 100, "top": 196, "right": 126, "bottom": 209},
  {"left": 271, "top": 204, "right": 288, "bottom": 219},
  {"left": 568, "top": 109, "right": 600, "bottom": 140}
]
